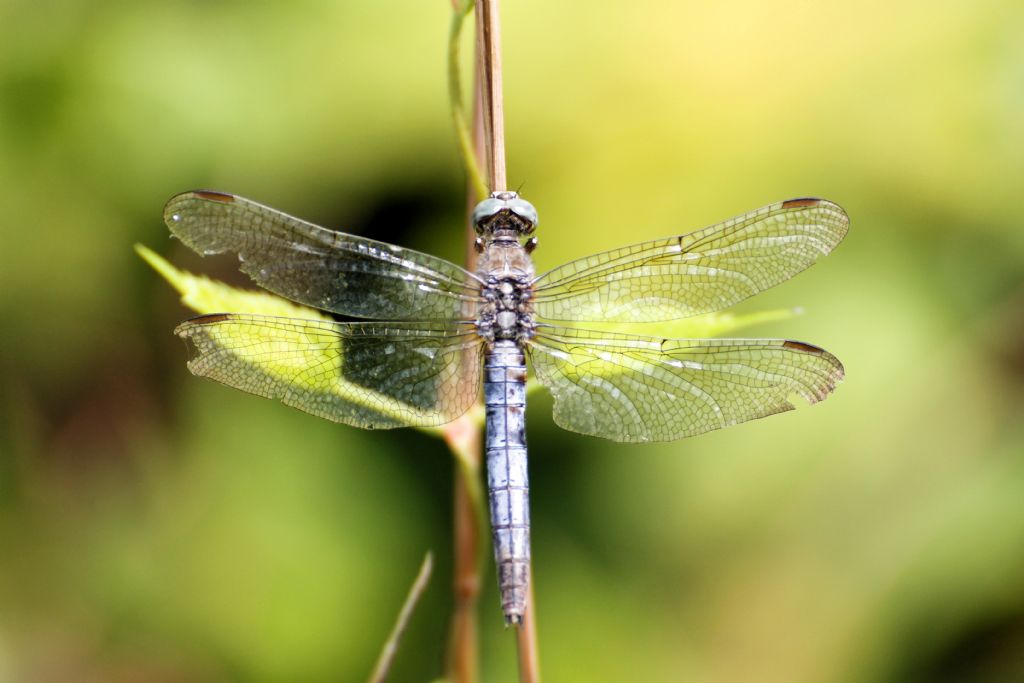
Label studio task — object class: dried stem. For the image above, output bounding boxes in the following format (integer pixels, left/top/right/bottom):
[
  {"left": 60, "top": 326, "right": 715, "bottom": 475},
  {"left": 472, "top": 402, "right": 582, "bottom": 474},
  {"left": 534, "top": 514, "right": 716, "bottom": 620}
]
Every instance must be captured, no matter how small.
[
  {"left": 476, "top": 0, "right": 507, "bottom": 191},
  {"left": 366, "top": 553, "right": 434, "bottom": 683},
  {"left": 448, "top": 1, "right": 542, "bottom": 681},
  {"left": 474, "top": 1, "right": 542, "bottom": 681},
  {"left": 444, "top": 414, "right": 484, "bottom": 683},
  {"left": 516, "top": 580, "right": 541, "bottom": 682},
  {"left": 445, "top": 5, "right": 487, "bottom": 683}
]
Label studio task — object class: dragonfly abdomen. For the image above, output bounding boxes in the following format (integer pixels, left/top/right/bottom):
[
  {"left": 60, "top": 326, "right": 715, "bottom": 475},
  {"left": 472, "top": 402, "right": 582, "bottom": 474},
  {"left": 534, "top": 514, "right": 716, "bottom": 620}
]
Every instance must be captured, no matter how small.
[{"left": 484, "top": 339, "right": 530, "bottom": 625}]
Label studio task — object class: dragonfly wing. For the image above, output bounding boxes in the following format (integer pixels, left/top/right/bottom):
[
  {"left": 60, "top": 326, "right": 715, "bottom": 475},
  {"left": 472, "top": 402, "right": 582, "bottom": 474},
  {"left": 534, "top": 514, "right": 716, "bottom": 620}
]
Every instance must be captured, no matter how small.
[
  {"left": 528, "top": 326, "right": 843, "bottom": 443},
  {"left": 165, "top": 191, "right": 481, "bottom": 321},
  {"left": 175, "top": 314, "right": 483, "bottom": 429},
  {"left": 532, "top": 198, "right": 848, "bottom": 323}
]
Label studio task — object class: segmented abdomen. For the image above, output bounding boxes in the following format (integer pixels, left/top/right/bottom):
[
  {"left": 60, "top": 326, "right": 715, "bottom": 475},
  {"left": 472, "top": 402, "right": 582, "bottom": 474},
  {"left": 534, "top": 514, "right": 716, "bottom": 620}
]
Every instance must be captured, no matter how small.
[{"left": 483, "top": 339, "right": 530, "bottom": 624}]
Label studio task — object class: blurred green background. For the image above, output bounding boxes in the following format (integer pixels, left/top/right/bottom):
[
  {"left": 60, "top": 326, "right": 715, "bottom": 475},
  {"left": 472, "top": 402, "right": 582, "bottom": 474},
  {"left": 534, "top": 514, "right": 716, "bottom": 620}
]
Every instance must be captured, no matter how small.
[{"left": 2, "top": 0, "right": 1023, "bottom": 681}]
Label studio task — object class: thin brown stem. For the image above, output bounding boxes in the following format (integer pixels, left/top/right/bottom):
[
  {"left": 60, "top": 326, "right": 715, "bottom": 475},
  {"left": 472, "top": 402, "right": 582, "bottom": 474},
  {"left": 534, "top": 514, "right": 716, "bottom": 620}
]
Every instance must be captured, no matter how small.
[
  {"left": 516, "top": 581, "right": 541, "bottom": 683},
  {"left": 474, "top": 1, "right": 542, "bottom": 681},
  {"left": 448, "top": 1, "right": 541, "bottom": 680},
  {"left": 366, "top": 553, "right": 434, "bottom": 683},
  {"left": 476, "top": 0, "right": 507, "bottom": 191},
  {"left": 445, "top": 416, "right": 483, "bottom": 683},
  {"left": 443, "top": 12, "right": 492, "bottom": 680}
]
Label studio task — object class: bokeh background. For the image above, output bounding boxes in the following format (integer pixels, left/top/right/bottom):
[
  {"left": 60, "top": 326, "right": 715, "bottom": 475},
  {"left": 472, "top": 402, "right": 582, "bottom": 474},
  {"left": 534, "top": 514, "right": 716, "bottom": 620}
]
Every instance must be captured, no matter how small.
[{"left": 2, "top": 0, "right": 1023, "bottom": 681}]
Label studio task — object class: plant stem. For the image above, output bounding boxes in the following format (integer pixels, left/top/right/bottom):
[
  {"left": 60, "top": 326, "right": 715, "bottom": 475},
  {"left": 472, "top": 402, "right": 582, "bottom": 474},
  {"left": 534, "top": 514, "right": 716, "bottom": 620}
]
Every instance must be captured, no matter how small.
[
  {"left": 476, "top": 0, "right": 507, "bottom": 191},
  {"left": 448, "top": 1, "right": 542, "bottom": 681},
  {"left": 366, "top": 553, "right": 434, "bottom": 683},
  {"left": 445, "top": 3, "right": 489, "bottom": 682},
  {"left": 474, "top": 1, "right": 542, "bottom": 681},
  {"left": 516, "top": 580, "right": 541, "bottom": 683},
  {"left": 449, "top": 1, "right": 489, "bottom": 201},
  {"left": 444, "top": 415, "right": 484, "bottom": 683}
]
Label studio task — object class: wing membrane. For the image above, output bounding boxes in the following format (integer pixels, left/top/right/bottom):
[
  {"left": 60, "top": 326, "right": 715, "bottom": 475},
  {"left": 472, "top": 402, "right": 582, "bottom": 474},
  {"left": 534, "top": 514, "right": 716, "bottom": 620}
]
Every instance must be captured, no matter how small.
[
  {"left": 175, "top": 313, "right": 483, "bottom": 428},
  {"left": 533, "top": 198, "right": 848, "bottom": 323},
  {"left": 529, "top": 326, "right": 843, "bottom": 442},
  {"left": 165, "top": 191, "right": 481, "bottom": 321}
]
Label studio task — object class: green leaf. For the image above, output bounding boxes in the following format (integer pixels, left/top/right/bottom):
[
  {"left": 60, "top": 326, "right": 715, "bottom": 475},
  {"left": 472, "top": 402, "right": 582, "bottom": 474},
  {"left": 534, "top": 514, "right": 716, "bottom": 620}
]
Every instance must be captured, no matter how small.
[
  {"left": 559, "top": 307, "right": 802, "bottom": 339},
  {"left": 137, "top": 244, "right": 480, "bottom": 438},
  {"left": 135, "top": 243, "right": 332, "bottom": 320}
]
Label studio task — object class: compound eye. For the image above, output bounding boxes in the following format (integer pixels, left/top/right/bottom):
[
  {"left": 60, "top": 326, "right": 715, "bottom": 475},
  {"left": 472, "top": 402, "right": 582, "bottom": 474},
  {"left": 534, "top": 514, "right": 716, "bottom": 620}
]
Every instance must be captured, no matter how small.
[
  {"left": 472, "top": 197, "right": 506, "bottom": 227},
  {"left": 507, "top": 198, "right": 539, "bottom": 229}
]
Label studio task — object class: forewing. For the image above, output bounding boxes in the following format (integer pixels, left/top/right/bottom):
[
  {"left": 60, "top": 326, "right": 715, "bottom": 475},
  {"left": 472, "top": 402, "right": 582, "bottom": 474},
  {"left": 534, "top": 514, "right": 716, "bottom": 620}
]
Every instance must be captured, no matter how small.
[
  {"left": 164, "top": 191, "right": 481, "bottom": 320},
  {"left": 533, "top": 198, "right": 848, "bottom": 323},
  {"left": 529, "top": 326, "right": 843, "bottom": 442},
  {"left": 175, "top": 314, "right": 483, "bottom": 429}
]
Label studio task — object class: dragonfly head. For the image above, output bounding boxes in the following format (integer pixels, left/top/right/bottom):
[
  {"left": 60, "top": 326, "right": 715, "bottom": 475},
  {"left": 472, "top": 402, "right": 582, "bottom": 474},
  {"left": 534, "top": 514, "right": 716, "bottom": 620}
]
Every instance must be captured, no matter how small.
[{"left": 473, "top": 191, "right": 538, "bottom": 239}]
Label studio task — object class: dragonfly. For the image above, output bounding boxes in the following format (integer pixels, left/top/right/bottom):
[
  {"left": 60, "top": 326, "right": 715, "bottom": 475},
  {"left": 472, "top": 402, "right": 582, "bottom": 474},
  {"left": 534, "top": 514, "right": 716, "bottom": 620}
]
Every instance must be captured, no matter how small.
[{"left": 164, "top": 189, "right": 848, "bottom": 624}]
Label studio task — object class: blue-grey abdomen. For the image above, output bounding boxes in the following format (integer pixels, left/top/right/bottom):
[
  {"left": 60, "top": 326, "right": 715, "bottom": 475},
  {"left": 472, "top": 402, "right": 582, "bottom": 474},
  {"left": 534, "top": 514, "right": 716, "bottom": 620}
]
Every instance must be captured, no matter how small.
[{"left": 484, "top": 339, "right": 530, "bottom": 624}]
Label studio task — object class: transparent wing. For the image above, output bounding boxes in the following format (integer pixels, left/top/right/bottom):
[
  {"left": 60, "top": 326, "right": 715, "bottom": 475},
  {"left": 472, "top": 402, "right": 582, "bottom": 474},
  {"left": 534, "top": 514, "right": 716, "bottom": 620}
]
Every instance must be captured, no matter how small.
[
  {"left": 175, "top": 313, "right": 483, "bottom": 429},
  {"left": 528, "top": 326, "right": 843, "bottom": 443},
  {"left": 165, "top": 191, "right": 482, "bottom": 321},
  {"left": 533, "top": 198, "right": 848, "bottom": 323}
]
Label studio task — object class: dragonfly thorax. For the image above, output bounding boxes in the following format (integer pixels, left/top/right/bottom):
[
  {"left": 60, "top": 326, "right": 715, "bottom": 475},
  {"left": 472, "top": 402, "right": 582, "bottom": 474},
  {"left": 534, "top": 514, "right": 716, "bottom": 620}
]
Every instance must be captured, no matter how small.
[
  {"left": 478, "top": 275, "right": 535, "bottom": 344},
  {"left": 475, "top": 196, "right": 537, "bottom": 345}
]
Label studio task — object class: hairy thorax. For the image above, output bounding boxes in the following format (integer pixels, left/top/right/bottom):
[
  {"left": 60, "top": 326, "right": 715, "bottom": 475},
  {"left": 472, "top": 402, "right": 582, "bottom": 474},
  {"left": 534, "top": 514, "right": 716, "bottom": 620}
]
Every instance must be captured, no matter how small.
[{"left": 476, "top": 241, "right": 535, "bottom": 345}]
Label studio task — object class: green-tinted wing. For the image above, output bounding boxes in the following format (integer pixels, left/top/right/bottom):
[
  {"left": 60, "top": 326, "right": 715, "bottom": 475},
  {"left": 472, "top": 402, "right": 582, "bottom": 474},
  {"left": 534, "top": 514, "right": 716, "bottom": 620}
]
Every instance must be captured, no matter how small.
[
  {"left": 528, "top": 326, "right": 843, "bottom": 443},
  {"left": 165, "top": 191, "right": 481, "bottom": 321},
  {"left": 532, "top": 198, "right": 848, "bottom": 323},
  {"left": 175, "top": 314, "right": 483, "bottom": 429}
]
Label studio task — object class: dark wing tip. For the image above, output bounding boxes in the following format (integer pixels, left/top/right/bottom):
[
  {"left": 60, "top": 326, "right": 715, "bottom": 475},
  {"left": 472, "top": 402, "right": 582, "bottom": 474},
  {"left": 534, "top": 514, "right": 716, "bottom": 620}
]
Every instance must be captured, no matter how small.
[
  {"left": 162, "top": 189, "right": 237, "bottom": 226},
  {"left": 783, "top": 339, "right": 826, "bottom": 354},
  {"left": 174, "top": 313, "right": 234, "bottom": 337},
  {"left": 781, "top": 197, "right": 823, "bottom": 209},
  {"left": 193, "top": 190, "right": 236, "bottom": 203},
  {"left": 782, "top": 196, "right": 850, "bottom": 226},
  {"left": 780, "top": 197, "right": 851, "bottom": 251},
  {"left": 783, "top": 340, "right": 846, "bottom": 397}
]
